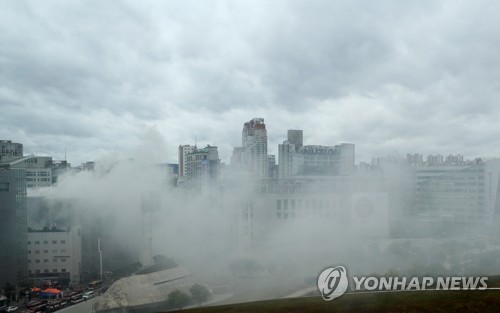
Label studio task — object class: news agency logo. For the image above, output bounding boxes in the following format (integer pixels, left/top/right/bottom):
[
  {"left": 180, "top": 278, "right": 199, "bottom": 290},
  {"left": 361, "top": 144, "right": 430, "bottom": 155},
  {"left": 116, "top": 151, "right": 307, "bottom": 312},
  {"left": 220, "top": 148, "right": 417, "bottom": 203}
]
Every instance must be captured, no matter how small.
[
  {"left": 317, "top": 266, "right": 349, "bottom": 301},
  {"left": 318, "top": 265, "right": 489, "bottom": 301}
]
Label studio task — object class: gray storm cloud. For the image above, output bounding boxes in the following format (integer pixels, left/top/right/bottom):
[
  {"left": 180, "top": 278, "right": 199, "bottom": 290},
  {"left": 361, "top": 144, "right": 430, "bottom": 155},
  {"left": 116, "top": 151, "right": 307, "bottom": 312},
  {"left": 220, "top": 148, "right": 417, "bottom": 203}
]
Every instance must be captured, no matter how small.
[{"left": 2, "top": 0, "right": 500, "bottom": 164}]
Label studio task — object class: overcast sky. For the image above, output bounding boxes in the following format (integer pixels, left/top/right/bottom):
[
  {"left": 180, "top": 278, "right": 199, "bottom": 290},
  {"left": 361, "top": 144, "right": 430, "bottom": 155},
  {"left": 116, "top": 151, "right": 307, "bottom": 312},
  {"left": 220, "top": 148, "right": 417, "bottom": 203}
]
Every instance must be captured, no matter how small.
[{"left": 2, "top": 0, "right": 500, "bottom": 165}]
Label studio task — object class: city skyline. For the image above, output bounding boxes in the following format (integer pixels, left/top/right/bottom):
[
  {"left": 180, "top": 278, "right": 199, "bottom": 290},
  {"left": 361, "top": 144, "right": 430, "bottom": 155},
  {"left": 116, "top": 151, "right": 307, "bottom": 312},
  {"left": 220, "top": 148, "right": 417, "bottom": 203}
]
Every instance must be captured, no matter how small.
[{"left": 2, "top": 1, "right": 500, "bottom": 165}]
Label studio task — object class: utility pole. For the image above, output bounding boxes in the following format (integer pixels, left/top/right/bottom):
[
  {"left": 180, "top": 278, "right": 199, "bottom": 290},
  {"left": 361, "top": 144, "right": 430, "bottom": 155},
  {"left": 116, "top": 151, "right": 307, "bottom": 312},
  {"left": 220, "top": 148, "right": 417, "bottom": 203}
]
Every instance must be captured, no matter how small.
[{"left": 98, "top": 238, "right": 103, "bottom": 281}]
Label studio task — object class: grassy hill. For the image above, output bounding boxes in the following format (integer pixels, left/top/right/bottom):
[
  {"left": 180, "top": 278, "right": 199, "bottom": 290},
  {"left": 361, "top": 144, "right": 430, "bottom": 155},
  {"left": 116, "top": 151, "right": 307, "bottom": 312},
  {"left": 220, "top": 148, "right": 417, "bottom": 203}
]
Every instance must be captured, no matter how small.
[{"left": 173, "top": 276, "right": 500, "bottom": 313}]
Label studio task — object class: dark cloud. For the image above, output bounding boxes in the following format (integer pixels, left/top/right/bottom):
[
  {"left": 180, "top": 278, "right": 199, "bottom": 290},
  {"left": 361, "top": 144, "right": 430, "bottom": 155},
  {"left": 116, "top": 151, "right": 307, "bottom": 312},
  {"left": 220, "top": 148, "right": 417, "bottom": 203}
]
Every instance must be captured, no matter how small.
[{"left": 1, "top": 0, "right": 500, "bottom": 164}]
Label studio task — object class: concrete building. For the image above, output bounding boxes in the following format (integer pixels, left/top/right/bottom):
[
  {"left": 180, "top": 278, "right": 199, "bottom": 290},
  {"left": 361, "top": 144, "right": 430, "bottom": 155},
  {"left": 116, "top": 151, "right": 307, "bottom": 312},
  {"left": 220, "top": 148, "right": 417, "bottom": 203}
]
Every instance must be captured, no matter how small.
[
  {"left": 278, "top": 131, "right": 355, "bottom": 178},
  {"left": 413, "top": 159, "right": 500, "bottom": 228},
  {"left": 0, "top": 155, "right": 53, "bottom": 188},
  {"left": 27, "top": 226, "right": 82, "bottom": 286},
  {"left": 287, "top": 129, "right": 303, "bottom": 147},
  {"left": 0, "top": 169, "right": 28, "bottom": 287},
  {"left": 81, "top": 161, "right": 95, "bottom": 171},
  {"left": 231, "top": 118, "right": 268, "bottom": 178},
  {"left": 267, "top": 155, "right": 278, "bottom": 179},
  {"left": 185, "top": 145, "right": 220, "bottom": 184},
  {"left": 226, "top": 177, "right": 388, "bottom": 251},
  {"left": 178, "top": 145, "right": 195, "bottom": 177},
  {"left": 0, "top": 140, "right": 23, "bottom": 161}
]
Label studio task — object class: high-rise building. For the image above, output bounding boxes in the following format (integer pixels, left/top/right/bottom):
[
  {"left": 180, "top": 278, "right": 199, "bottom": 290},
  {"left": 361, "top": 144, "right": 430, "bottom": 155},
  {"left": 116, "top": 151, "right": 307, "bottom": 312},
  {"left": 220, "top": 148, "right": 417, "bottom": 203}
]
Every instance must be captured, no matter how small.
[
  {"left": 287, "top": 130, "right": 303, "bottom": 147},
  {"left": 0, "top": 169, "right": 28, "bottom": 287},
  {"left": 231, "top": 118, "right": 268, "bottom": 178},
  {"left": 278, "top": 130, "right": 355, "bottom": 178},
  {"left": 0, "top": 140, "right": 23, "bottom": 161},
  {"left": 267, "top": 155, "right": 278, "bottom": 178},
  {"left": 178, "top": 145, "right": 195, "bottom": 177},
  {"left": 185, "top": 145, "right": 220, "bottom": 183}
]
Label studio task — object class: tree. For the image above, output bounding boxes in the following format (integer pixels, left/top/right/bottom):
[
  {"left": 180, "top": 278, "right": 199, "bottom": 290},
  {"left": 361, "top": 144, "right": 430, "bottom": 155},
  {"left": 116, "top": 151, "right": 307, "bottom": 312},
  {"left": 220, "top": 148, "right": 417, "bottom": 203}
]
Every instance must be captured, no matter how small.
[
  {"left": 190, "top": 284, "right": 209, "bottom": 306},
  {"left": 167, "top": 290, "right": 190, "bottom": 310}
]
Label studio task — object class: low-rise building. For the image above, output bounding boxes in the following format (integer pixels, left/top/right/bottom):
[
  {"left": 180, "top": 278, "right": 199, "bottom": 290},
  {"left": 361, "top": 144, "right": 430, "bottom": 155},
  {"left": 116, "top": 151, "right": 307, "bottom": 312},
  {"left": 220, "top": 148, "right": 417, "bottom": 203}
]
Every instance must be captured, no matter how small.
[{"left": 27, "top": 226, "right": 82, "bottom": 286}]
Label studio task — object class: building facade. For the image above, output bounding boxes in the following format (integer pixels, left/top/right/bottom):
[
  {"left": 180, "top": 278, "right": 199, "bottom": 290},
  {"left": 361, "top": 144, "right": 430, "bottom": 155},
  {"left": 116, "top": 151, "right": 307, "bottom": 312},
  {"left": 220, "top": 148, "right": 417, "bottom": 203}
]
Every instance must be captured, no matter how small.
[
  {"left": 27, "top": 226, "right": 82, "bottom": 286},
  {"left": 185, "top": 145, "right": 220, "bottom": 184},
  {"left": 0, "top": 169, "right": 28, "bottom": 287},
  {"left": 178, "top": 145, "right": 195, "bottom": 177},
  {"left": 231, "top": 118, "right": 268, "bottom": 178},
  {"left": 0, "top": 140, "right": 23, "bottom": 161},
  {"left": 0, "top": 156, "right": 54, "bottom": 188},
  {"left": 278, "top": 130, "right": 355, "bottom": 178},
  {"left": 226, "top": 177, "right": 388, "bottom": 251},
  {"left": 412, "top": 159, "right": 500, "bottom": 228}
]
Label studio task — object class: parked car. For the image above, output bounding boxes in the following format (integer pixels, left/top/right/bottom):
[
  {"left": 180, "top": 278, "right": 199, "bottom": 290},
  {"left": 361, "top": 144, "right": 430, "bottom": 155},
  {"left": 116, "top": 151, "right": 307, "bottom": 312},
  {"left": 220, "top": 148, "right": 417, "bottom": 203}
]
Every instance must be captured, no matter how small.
[{"left": 6, "top": 306, "right": 18, "bottom": 312}]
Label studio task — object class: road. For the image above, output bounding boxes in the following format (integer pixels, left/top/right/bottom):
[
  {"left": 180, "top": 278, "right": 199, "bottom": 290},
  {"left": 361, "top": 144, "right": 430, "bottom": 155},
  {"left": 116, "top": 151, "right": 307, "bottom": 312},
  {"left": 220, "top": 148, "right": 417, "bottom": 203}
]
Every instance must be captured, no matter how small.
[{"left": 56, "top": 296, "right": 98, "bottom": 313}]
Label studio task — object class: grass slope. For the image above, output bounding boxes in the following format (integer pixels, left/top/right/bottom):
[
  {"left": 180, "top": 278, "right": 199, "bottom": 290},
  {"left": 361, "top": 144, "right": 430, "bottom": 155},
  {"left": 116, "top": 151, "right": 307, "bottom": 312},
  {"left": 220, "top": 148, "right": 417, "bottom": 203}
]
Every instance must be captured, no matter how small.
[{"left": 175, "top": 276, "right": 500, "bottom": 313}]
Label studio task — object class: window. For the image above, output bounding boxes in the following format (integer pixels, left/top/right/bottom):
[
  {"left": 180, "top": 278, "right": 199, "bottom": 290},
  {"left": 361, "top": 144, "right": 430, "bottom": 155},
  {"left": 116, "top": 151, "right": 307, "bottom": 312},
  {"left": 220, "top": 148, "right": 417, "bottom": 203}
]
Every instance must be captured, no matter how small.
[
  {"left": 43, "top": 241, "right": 48, "bottom": 244},
  {"left": 28, "top": 260, "right": 31, "bottom": 263},
  {"left": 35, "top": 270, "right": 40, "bottom": 274},
  {"left": 61, "top": 258, "right": 66, "bottom": 263},
  {"left": 53, "top": 259, "right": 57, "bottom": 263},
  {"left": 52, "top": 249, "right": 57, "bottom": 253},
  {"left": 28, "top": 241, "right": 31, "bottom": 245},
  {"left": 53, "top": 269, "right": 57, "bottom": 273},
  {"left": 61, "top": 249, "right": 66, "bottom": 253},
  {"left": 61, "top": 269, "right": 66, "bottom": 273},
  {"left": 44, "top": 269, "right": 49, "bottom": 273},
  {"left": 44, "top": 259, "right": 49, "bottom": 263},
  {"left": 28, "top": 250, "right": 31, "bottom": 254},
  {"left": 35, "top": 250, "right": 40, "bottom": 254},
  {"left": 60, "top": 240, "right": 66, "bottom": 244},
  {"left": 43, "top": 250, "right": 48, "bottom": 254},
  {"left": 35, "top": 259, "right": 40, "bottom": 263},
  {"left": 0, "top": 182, "right": 9, "bottom": 192},
  {"left": 35, "top": 241, "right": 40, "bottom": 245},
  {"left": 52, "top": 240, "right": 57, "bottom": 244}
]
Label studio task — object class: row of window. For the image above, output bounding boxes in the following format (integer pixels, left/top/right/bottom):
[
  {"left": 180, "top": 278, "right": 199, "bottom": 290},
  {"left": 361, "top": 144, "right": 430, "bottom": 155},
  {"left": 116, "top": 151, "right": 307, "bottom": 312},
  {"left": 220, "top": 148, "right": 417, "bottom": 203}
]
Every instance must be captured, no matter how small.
[
  {"left": 26, "top": 178, "right": 51, "bottom": 182},
  {"left": 28, "top": 240, "right": 66, "bottom": 245},
  {"left": 277, "top": 198, "right": 341, "bottom": 210},
  {"left": 29, "top": 269, "right": 66, "bottom": 274},
  {"left": 29, "top": 249, "right": 66, "bottom": 254},
  {"left": 26, "top": 171, "right": 50, "bottom": 176},
  {"left": 29, "top": 258, "right": 67, "bottom": 263}
]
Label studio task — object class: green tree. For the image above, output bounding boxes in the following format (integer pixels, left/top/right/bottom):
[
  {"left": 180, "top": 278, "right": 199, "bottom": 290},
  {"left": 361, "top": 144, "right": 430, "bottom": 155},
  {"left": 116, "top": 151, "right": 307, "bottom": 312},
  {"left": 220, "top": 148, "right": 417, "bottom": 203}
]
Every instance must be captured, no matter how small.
[
  {"left": 167, "top": 290, "right": 190, "bottom": 310},
  {"left": 190, "top": 284, "right": 210, "bottom": 306}
]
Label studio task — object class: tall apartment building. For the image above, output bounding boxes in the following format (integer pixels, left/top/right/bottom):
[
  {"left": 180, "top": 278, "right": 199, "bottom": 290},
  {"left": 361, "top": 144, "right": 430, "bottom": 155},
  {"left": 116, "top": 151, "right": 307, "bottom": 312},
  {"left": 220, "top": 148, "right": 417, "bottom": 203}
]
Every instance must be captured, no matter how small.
[
  {"left": 0, "top": 169, "right": 28, "bottom": 287},
  {"left": 178, "top": 145, "right": 195, "bottom": 177},
  {"left": 27, "top": 226, "right": 82, "bottom": 286},
  {"left": 278, "top": 130, "right": 355, "bottom": 178},
  {"left": 231, "top": 118, "right": 268, "bottom": 178}
]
